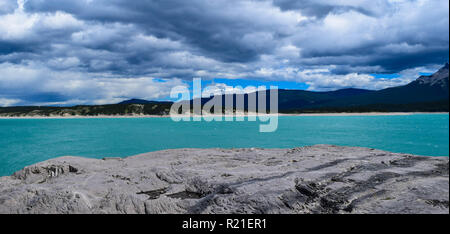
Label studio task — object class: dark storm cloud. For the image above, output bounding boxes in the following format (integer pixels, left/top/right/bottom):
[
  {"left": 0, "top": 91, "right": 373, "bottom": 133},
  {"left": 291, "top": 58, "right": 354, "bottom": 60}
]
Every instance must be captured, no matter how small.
[
  {"left": 24, "top": 0, "right": 283, "bottom": 63},
  {"left": 295, "top": 44, "right": 449, "bottom": 74},
  {"left": 0, "top": 0, "right": 448, "bottom": 105},
  {"left": 21, "top": 0, "right": 448, "bottom": 73},
  {"left": 272, "top": 0, "right": 377, "bottom": 18},
  {"left": 0, "top": 41, "right": 24, "bottom": 55}
]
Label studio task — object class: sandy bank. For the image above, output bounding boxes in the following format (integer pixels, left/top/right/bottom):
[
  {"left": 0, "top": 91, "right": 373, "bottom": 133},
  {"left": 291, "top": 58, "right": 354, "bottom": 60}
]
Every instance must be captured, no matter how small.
[{"left": 0, "top": 112, "right": 448, "bottom": 119}]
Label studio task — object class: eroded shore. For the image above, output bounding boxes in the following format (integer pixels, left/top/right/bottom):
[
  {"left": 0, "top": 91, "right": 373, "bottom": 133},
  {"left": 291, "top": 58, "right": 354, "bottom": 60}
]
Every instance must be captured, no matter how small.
[{"left": 0, "top": 145, "right": 448, "bottom": 214}]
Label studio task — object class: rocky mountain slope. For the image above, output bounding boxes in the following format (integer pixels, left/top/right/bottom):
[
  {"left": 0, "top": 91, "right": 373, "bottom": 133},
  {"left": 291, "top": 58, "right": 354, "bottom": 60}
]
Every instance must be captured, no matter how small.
[
  {"left": 0, "top": 145, "right": 448, "bottom": 214},
  {"left": 416, "top": 63, "right": 449, "bottom": 88}
]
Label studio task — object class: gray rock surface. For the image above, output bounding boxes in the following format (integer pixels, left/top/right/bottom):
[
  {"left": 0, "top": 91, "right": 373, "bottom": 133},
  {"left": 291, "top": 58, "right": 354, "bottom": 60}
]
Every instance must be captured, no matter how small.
[{"left": 0, "top": 145, "right": 448, "bottom": 214}]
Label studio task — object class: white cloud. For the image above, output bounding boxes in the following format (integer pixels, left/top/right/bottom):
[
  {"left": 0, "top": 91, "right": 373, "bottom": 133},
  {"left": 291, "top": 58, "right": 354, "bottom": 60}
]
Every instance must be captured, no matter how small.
[
  {"left": 0, "top": 98, "right": 21, "bottom": 107},
  {"left": 202, "top": 83, "right": 258, "bottom": 97},
  {"left": 0, "top": 6, "right": 37, "bottom": 40},
  {"left": 0, "top": 2, "right": 83, "bottom": 41},
  {"left": 40, "top": 11, "right": 83, "bottom": 29},
  {"left": 303, "top": 72, "right": 409, "bottom": 91}
]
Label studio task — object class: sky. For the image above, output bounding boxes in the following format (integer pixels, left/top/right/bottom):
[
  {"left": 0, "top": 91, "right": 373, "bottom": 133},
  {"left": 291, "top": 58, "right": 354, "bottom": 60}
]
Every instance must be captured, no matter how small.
[{"left": 0, "top": 0, "right": 448, "bottom": 106}]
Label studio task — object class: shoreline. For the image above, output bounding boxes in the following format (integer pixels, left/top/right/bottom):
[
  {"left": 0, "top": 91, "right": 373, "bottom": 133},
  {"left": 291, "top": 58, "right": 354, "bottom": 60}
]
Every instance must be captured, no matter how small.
[{"left": 0, "top": 112, "right": 448, "bottom": 119}]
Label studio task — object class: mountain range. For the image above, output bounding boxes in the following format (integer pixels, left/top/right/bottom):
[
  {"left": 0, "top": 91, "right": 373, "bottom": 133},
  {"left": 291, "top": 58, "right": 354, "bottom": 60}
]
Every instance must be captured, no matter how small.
[
  {"left": 0, "top": 63, "right": 448, "bottom": 117},
  {"left": 279, "top": 63, "right": 449, "bottom": 112},
  {"left": 189, "top": 63, "right": 449, "bottom": 113}
]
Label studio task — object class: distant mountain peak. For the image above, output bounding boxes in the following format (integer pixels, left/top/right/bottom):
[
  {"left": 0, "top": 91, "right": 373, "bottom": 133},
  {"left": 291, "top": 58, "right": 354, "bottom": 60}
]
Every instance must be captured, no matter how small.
[
  {"left": 118, "top": 99, "right": 174, "bottom": 105},
  {"left": 323, "top": 88, "right": 374, "bottom": 97},
  {"left": 118, "top": 99, "right": 153, "bottom": 104},
  {"left": 416, "top": 63, "right": 449, "bottom": 88}
]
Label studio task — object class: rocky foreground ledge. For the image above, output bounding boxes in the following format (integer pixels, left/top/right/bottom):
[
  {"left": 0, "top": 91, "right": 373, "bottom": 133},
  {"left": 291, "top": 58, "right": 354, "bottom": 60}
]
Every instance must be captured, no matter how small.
[{"left": 0, "top": 145, "right": 448, "bottom": 214}]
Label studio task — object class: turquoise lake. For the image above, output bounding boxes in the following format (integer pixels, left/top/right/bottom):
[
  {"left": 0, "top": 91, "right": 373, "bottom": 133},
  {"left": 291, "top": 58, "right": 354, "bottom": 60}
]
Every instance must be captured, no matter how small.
[{"left": 0, "top": 114, "right": 448, "bottom": 176}]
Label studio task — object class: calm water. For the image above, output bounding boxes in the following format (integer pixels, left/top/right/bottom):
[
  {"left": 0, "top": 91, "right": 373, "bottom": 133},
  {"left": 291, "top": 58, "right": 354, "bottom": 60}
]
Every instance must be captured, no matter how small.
[{"left": 0, "top": 114, "right": 448, "bottom": 176}]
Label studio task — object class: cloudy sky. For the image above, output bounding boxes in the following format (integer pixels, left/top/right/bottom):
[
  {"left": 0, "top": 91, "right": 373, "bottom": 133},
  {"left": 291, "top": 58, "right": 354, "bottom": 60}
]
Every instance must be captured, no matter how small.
[{"left": 0, "top": 0, "right": 448, "bottom": 106}]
